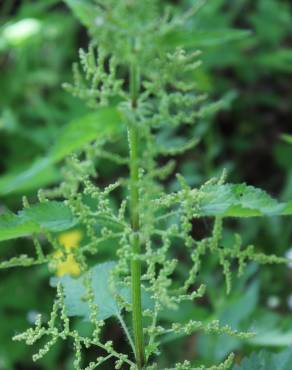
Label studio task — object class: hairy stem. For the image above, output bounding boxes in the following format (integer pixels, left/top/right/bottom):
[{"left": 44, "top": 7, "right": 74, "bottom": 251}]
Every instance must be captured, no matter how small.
[{"left": 128, "top": 62, "right": 145, "bottom": 369}]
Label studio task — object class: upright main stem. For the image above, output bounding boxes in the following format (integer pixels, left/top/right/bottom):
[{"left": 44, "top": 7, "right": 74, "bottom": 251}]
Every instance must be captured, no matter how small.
[{"left": 128, "top": 62, "right": 145, "bottom": 369}]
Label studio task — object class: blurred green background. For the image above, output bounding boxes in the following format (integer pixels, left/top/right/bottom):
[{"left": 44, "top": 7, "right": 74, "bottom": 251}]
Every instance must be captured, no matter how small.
[{"left": 0, "top": 0, "right": 291, "bottom": 369}]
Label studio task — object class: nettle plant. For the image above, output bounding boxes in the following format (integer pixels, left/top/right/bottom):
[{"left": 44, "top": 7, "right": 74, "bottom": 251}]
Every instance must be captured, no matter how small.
[{"left": 1, "top": 1, "right": 292, "bottom": 369}]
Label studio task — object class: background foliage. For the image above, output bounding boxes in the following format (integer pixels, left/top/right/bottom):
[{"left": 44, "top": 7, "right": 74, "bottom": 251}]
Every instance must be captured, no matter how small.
[{"left": 0, "top": 0, "right": 291, "bottom": 369}]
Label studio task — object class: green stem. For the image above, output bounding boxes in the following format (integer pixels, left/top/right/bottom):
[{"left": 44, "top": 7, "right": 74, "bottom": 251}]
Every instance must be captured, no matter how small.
[{"left": 128, "top": 62, "right": 145, "bottom": 369}]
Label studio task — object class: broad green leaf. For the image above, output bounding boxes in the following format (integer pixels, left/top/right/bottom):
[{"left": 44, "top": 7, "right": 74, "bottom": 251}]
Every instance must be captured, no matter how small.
[
  {"left": 198, "top": 184, "right": 292, "bottom": 217},
  {"left": 53, "top": 262, "right": 152, "bottom": 321},
  {"left": 248, "top": 330, "right": 292, "bottom": 347},
  {"left": 19, "top": 202, "right": 76, "bottom": 232},
  {"left": 0, "top": 158, "right": 59, "bottom": 196},
  {"left": 0, "top": 107, "right": 123, "bottom": 196},
  {"left": 163, "top": 29, "right": 251, "bottom": 50},
  {"left": 50, "top": 108, "right": 123, "bottom": 161},
  {"left": 245, "top": 310, "right": 292, "bottom": 347},
  {"left": 282, "top": 134, "right": 292, "bottom": 145},
  {"left": 233, "top": 347, "right": 292, "bottom": 370},
  {"left": 219, "top": 281, "right": 259, "bottom": 327},
  {"left": 0, "top": 213, "right": 38, "bottom": 242},
  {"left": 52, "top": 262, "right": 127, "bottom": 321},
  {"left": 0, "top": 201, "right": 76, "bottom": 242}
]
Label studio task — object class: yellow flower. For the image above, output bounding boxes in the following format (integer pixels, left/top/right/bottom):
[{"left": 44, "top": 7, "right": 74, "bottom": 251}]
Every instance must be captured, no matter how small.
[
  {"left": 58, "top": 230, "right": 82, "bottom": 250},
  {"left": 52, "top": 230, "right": 82, "bottom": 277},
  {"left": 55, "top": 254, "right": 81, "bottom": 277}
]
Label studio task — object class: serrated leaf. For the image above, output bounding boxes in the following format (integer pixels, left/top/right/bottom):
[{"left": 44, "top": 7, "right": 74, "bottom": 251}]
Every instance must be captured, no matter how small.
[
  {"left": 19, "top": 202, "right": 76, "bottom": 232},
  {"left": 0, "top": 201, "right": 76, "bottom": 242},
  {"left": 233, "top": 347, "right": 292, "bottom": 370},
  {"left": 52, "top": 262, "right": 152, "bottom": 321},
  {"left": 198, "top": 184, "right": 292, "bottom": 217}
]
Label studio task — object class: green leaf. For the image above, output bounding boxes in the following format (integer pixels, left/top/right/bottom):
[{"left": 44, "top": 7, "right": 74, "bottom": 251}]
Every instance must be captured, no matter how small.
[
  {"left": 0, "top": 213, "right": 38, "bottom": 242},
  {"left": 219, "top": 281, "right": 259, "bottom": 328},
  {"left": 19, "top": 202, "right": 76, "bottom": 232},
  {"left": 52, "top": 262, "right": 127, "bottom": 320},
  {"left": 163, "top": 29, "right": 251, "bottom": 50},
  {"left": 199, "top": 91, "right": 238, "bottom": 118},
  {"left": 198, "top": 184, "right": 292, "bottom": 217},
  {"left": 0, "top": 107, "right": 123, "bottom": 196},
  {"left": 282, "top": 134, "right": 292, "bottom": 145},
  {"left": 257, "top": 49, "right": 292, "bottom": 73},
  {"left": 0, "top": 201, "right": 76, "bottom": 242},
  {"left": 63, "top": 0, "right": 97, "bottom": 28},
  {"left": 233, "top": 347, "right": 292, "bottom": 370},
  {"left": 248, "top": 330, "right": 292, "bottom": 347},
  {"left": 0, "top": 158, "right": 59, "bottom": 196},
  {"left": 245, "top": 310, "right": 292, "bottom": 347},
  {"left": 50, "top": 108, "right": 123, "bottom": 161},
  {"left": 282, "top": 202, "right": 292, "bottom": 215},
  {"left": 53, "top": 262, "right": 152, "bottom": 321}
]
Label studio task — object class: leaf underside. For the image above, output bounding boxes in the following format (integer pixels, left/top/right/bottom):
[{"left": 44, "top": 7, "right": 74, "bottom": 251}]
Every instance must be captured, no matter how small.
[
  {"left": 51, "top": 262, "right": 153, "bottom": 321},
  {"left": 52, "top": 262, "right": 124, "bottom": 321},
  {"left": 233, "top": 347, "right": 292, "bottom": 370}
]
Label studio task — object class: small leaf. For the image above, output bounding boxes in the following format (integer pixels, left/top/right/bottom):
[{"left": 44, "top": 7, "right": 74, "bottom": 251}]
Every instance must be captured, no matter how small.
[
  {"left": 198, "top": 184, "right": 292, "bottom": 217},
  {"left": 233, "top": 347, "right": 292, "bottom": 370},
  {"left": 0, "top": 201, "right": 76, "bottom": 242}
]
